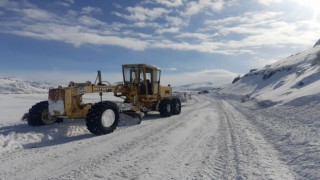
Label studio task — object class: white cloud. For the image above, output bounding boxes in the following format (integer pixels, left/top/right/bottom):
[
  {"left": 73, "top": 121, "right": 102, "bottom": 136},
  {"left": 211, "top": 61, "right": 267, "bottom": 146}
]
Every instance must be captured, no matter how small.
[
  {"left": 183, "top": 0, "right": 224, "bottom": 16},
  {"left": 156, "top": 27, "right": 180, "bottom": 34},
  {"left": 159, "top": 67, "right": 177, "bottom": 71},
  {"left": 122, "top": 31, "right": 153, "bottom": 39},
  {"left": 165, "top": 16, "right": 187, "bottom": 27},
  {"left": 56, "top": 2, "right": 71, "bottom": 7},
  {"left": 131, "top": 21, "right": 161, "bottom": 28},
  {"left": 114, "top": 6, "right": 170, "bottom": 22},
  {"left": 78, "top": 15, "right": 105, "bottom": 27},
  {"left": 199, "top": 11, "right": 320, "bottom": 51},
  {"left": 146, "top": 0, "right": 183, "bottom": 7},
  {"left": 21, "top": 8, "right": 55, "bottom": 21},
  {"left": 3, "top": 5, "right": 318, "bottom": 55},
  {"left": 113, "top": 3, "right": 122, "bottom": 9},
  {"left": 81, "top": 6, "right": 102, "bottom": 15},
  {"left": 0, "top": 0, "right": 8, "bottom": 7},
  {"left": 0, "top": 0, "right": 38, "bottom": 12},
  {"left": 248, "top": 56, "right": 280, "bottom": 69},
  {"left": 66, "top": 0, "right": 74, "bottom": 4},
  {"left": 175, "top": 32, "right": 219, "bottom": 41},
  {"left": 56, "top": 0, "right": 74, "bottom": 7},
  {"left": 204, "top": 11, "right": 283, "bottom": 26},
  {"left": 6, "top": 23, "right": 148, "bottom": 50},
  {"left": 1, "top": 0, "right": 319, "bottom": 56},
  {"left": 257, "top": 0, "right": 283, "bottom": 5},
  {"left": 0, "top": 3, "right": 150, "bottom": 51},
  {"left": 149, "top": 40, "right": 252, "bottom": 55}
]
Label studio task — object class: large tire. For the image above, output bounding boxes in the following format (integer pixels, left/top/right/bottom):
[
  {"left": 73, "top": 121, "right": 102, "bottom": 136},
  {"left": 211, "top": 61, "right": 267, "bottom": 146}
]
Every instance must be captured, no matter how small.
[
  {"left": 86, "top": 101, "right": 119, "bottom": 135},
  {"left": 159, "top": 99, "right": 172, "bottom": 117},
  {"left": 27, "top": 101, "right": 57, "bottom": 126},
  {"left": 171, "top": 98, "right": 181, "bottom": 115}
]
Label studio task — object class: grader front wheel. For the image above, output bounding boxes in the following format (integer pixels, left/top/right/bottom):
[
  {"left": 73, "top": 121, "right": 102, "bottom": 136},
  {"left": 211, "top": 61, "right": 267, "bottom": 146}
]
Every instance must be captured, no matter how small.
[
  {"left": 27, "top": 101, "right": 57, "bottom": 126},
  {"left": 86, "top": 101, "right": 120, "bottom": 135}
]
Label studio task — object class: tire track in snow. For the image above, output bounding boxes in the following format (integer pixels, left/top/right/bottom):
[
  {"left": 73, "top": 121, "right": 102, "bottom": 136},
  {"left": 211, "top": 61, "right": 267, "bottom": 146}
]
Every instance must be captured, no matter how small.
[
  {"left": 137, "top": 104, "right": 220, "bottom": 179},
  {"left": 213, "top": 97, "right": 295, "bottom": 180}
]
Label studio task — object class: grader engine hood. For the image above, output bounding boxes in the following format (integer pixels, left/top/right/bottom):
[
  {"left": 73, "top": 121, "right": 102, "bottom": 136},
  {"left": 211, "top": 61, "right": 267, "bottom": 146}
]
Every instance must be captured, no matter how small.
[{"left": 48, "top": 89, "right": 65, "bottom": 116}]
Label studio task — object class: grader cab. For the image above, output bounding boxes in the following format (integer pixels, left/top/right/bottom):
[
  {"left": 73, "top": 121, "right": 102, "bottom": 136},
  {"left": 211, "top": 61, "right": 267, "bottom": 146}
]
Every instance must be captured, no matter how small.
[{"left": 26, "top": 64, "right": 181, "bottom": 135}]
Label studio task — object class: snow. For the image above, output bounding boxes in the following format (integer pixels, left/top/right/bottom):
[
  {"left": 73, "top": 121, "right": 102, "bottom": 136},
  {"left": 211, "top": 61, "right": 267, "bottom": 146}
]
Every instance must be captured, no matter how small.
[
  {"left": 0, "top": 94, "right": 48, "bottom": 124},
  {"left": 49, "top": 100, "right": 65, "bottom": 116},
  {"left": 1, "top": 45, "right": 320, "bottom": 179},
  {"left": 0, "top": 94, "right": 299, "bottom": 179},
  {"left": 226, "top": 97, "right": 320, "bottom": 179},
  {"left": 0, "top": 91, "right": 317, "bottom": 179}
]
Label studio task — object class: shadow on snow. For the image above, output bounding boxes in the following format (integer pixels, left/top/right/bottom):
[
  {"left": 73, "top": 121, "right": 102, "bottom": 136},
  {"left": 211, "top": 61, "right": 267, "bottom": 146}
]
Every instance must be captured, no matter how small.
[{"left": 0, "top": 113, "right": 163, "bottom": 150}]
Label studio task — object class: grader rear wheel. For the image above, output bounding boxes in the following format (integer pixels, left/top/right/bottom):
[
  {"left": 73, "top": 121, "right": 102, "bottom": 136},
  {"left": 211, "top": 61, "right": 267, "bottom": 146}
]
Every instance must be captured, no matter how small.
[
  {"left": 86, "top": 101, "right": 119, "bottom": 135},
  {"left": 159, "top": 99, "right": 172, "bottom": 117},
  {"left": 171, "top": 98, "right": 181, "bottom": 115}
]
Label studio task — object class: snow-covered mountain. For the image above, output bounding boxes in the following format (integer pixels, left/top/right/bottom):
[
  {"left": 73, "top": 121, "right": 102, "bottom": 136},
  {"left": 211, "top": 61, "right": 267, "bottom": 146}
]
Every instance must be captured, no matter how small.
[
  {"left": 220, "top": 45, "right": 320, "bottom": 106},
  {"left": 0, "top": 77, "right": 56, "bottom": 94}
]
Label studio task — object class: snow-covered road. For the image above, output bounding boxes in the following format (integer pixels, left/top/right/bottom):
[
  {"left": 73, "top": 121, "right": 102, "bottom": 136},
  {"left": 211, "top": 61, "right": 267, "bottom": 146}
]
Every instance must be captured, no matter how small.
[{"left": 0, "top": 95, "right": 296, "bottom": 179}]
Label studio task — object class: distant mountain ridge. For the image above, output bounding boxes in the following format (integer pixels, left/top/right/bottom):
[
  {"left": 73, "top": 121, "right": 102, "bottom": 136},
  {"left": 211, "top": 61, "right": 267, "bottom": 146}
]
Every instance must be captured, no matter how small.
[
  {"left": 0, "top": 76, "right": 219, "bottom": 94},
  {"left": 174, "top": 82, "right": 217, "bottom": 91},
  {"left": 0, "top": 77, "right": 56, "bottom": 94}
]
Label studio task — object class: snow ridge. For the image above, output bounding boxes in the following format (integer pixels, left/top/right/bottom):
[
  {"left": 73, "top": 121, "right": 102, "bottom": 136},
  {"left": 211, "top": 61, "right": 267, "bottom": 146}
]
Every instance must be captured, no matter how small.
[{"left": 314, "top": 38, "right": 320, "bottom": 47}]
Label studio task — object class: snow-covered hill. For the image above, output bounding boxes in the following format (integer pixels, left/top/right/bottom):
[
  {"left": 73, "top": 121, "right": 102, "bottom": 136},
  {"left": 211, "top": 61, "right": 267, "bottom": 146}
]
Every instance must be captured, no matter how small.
[
  {"left": 0, "top": 77, "right": 56, "bottom": 94},
  {"left": 220, "top": 46, "right": 320, "bottom": 106}
]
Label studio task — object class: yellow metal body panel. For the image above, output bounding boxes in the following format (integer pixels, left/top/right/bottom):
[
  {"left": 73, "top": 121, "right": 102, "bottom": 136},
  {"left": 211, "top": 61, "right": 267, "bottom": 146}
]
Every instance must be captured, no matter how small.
[
  {"left": 159, "top": 86, "right": 172, "bottom": 99},
  {"left": 48, "top": 64, "right": 173, "bottom": 119}
]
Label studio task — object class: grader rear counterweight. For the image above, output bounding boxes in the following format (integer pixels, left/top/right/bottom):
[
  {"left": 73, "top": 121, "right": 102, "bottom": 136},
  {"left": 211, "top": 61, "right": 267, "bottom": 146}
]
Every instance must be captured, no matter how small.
[{"left": 26, "top": 64, "right": 181, "bottom": 135}]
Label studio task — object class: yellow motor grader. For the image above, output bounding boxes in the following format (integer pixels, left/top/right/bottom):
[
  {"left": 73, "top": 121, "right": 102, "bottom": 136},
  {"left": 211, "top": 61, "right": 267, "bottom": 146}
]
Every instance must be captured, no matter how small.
[{"left": 26, "top": 64, "right": 181, "bottom": 135}]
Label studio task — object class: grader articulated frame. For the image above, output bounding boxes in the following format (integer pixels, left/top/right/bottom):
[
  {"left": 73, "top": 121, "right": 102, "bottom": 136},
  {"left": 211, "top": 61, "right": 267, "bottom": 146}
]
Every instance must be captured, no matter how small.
[{"left": 26, "top": 64, "right": 181, "bottom": 135}]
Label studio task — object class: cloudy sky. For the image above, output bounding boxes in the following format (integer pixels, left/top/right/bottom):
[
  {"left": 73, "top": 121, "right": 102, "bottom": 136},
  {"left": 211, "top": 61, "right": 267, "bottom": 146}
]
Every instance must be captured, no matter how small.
[{"left": 0, "top": 0, "right": 319, "bottom": 86}]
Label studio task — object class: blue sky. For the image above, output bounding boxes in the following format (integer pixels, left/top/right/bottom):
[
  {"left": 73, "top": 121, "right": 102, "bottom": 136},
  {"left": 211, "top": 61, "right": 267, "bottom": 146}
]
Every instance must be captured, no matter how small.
[{"left": 0, "top": 0, "right": 319, "bottom": 86}]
